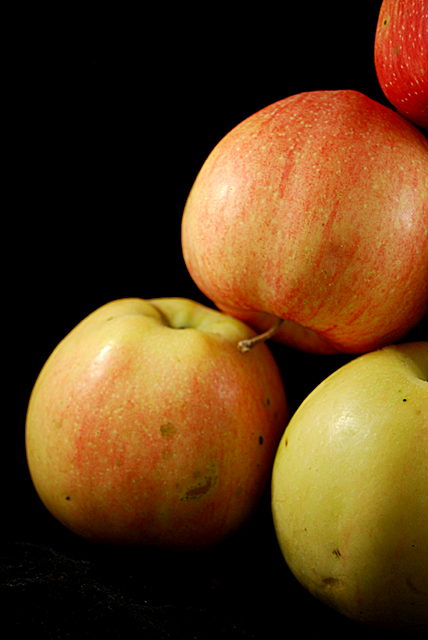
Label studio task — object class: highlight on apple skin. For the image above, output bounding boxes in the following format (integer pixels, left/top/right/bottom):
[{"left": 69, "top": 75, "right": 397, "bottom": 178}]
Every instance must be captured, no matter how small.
[
  {"left": 182, "top": 89, "right": 428, "bottom": 355},
  {"left": 25, "top": 297, "right": 289, "bottom": 550}
]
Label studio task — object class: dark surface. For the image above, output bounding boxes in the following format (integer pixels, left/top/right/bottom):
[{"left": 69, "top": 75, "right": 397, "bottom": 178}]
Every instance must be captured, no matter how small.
[{"left": 7, "top": 3, "right": 427, "bottom": 638}]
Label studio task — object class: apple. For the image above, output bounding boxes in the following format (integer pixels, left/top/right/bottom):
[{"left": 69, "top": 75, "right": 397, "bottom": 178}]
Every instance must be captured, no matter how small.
[
  {"left": 182, "top": 90, "right": 428, "bottom": 355},
  {"left": 25, "top": 297, "right": 288, "bottom": 550},
  {"left": 375, "top": 0, "right": 428, "bottom": 130},
  {"left": 271, "top": 342, "right": 428, "bottom": 633}
]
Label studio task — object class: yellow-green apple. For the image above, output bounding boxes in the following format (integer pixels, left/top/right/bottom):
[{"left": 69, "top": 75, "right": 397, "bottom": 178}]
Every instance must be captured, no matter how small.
[
  {"left": 375, "top": 0, "right": 428, "bottom": 129},
  {"left": 271, "top": 341, "right": 428, "bottom": 633},
  {"left": 26, "top": 298, "right": 288, "bottom": 549},
  {"left": 182, "top": 90, "right": 428, "bottom": 355}
]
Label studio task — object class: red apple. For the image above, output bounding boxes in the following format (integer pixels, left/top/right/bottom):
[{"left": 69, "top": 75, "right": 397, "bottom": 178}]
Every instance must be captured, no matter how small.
[
  {"left": 25, "top": 298, "right": 288, "bottom": 549},
  {"left": 182, "top": 90, "right": 428, "bottom": 355},
  {"left": 375, "top": 0, "right": 428, "bottom": 130}
]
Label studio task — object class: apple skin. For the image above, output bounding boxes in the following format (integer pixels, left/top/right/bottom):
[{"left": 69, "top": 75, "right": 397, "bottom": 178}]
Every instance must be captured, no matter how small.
[
  {"left": 375, "top": 0, "right": 428, "bottom": 130},
  {"left": 25, "top": 298, "right": 288, "bottom": 550},
  {"left": 271, "top": 342, "right": 428, "bottom": 633},
  {"left": 182, "top": 90, "right": 428, "bottom": 355}
]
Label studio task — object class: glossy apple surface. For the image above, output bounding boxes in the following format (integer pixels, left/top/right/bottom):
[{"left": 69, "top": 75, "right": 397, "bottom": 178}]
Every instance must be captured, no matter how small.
[
  {"left": 375, "top": 0, "right": 428, "bottom": 129},
  {"left": 26, "top": 298, "right": 288, "bottom": 549},
  {"left": 271, "top": 342, "right": 428, "bottom": 632},
  {"left": 182, "top": 90, "right": 428, "bottom": 354}
]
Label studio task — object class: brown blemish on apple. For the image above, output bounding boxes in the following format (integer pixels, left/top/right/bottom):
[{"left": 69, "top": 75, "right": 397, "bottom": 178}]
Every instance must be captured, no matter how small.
[
  {"left": 259, "top": 435, "right": 264, "bottom": 445},
  {"left": 160, "top": 422, "right": 178, "bottom": 437},
  {"left": 332, "top": 548, "right": 341, "bottom": 558},
  {"left": 180, "top": 462, "right": 218, "bottom": 501},
  {"left": 322, "top": 577, "right": 345, "bottom": 589},
  {"left": 182, "top": 476, "right": 214, "bottom": 499}
]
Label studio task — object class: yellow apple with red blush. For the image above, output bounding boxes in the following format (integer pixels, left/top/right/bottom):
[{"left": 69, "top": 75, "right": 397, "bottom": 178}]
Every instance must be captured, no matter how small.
[{"left": 26, "top": 297, "right": 288, "bottom": 550}]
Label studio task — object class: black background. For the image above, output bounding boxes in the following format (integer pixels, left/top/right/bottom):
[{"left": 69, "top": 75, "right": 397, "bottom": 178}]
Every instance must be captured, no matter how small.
[{"left": 5, "top": 3, "right": 427, "bottom": 638}]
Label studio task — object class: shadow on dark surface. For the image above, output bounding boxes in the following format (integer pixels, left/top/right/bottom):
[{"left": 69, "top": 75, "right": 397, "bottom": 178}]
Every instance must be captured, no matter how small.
[
  {"left": 2, "top": 488, "right": 420, "bottom": 639},
  {"left": 2, "top": 542, "right": 255, "bottom": 639}
]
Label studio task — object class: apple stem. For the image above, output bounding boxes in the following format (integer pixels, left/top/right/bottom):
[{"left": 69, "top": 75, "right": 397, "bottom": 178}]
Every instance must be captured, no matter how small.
[{"left": 237, "top": 317, "right": 284, "bottom": 353}]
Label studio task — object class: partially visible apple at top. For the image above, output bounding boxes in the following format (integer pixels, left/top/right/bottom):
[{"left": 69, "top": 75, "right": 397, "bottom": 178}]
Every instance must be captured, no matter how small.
[
  {"left": 375, "top": 0, "right": 428, "bottom": 130},
  {"left": 182, "top": 90, "right": 428, "bottom": 355}
]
